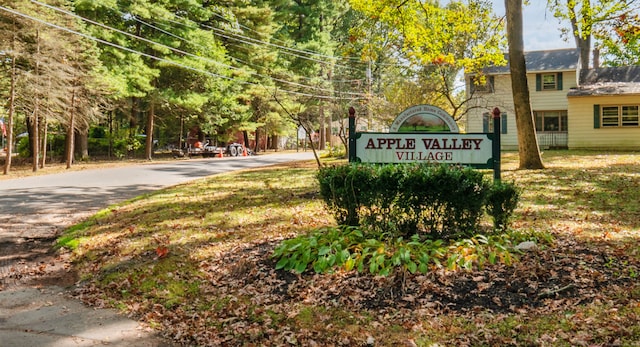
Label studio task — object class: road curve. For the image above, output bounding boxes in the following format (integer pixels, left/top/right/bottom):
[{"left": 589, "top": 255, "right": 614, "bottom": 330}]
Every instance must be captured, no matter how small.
[
  {"left": 0, "top": 152, "right": 315, "bottom": 233},
  {"left": 0, "top": 151, "right": 315, "bottom": 347}
]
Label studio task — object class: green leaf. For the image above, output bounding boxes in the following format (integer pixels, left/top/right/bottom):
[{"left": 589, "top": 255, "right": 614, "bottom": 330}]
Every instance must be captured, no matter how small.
[
  {"left": 369, "top": 261, "right": 378, "bottom": 274},
  {"left": 345, "top": 257, "right": 355, "bottom": 272},
  {"left": 489, "top": 251, "right": 497, "bottom": 264},
  {"left": 340, "top": 249, "right": 350, "bottom": 263},
  {"left": 313, "top": 258, "right": 327, "bottom": 273},
  {"left": 275, "top": 257, "right": 289, "bottom": 270},
  {"left": 318, "top": 245, "right": 331, "bottom": 256},
  {"left": 447, "top": 254, "right": 458, "bottom": 270},
  {"left": 295, "top": 261, "right": 307, "bottom": 274},
  {"left": 327, "top": 254, "right": 336, "bottom": 266}
]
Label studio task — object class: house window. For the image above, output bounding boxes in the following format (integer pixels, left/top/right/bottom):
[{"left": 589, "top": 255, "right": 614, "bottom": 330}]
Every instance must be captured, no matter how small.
[
  {"left": 601, "top": 105, "right": 640, "bottom": 127},
  {"left": 542, "top": 74, "right": 557, "bottom": 90},
  {"left": 482, "top": 112, "right": 507, "bottom": 134},
  {"left": 534, "top": 111, "right": 568, "bottom": 132},
  {"left": 536, "top": 73, "right": 563, "bottom": 91},
  {"left": 622, "top": 106, "right": 640, "bottom": 126}
]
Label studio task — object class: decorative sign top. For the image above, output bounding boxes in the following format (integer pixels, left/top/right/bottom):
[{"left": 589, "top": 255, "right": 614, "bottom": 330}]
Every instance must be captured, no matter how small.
[{"left": 389, "top": 104, "right": 459, "bottom": 133}]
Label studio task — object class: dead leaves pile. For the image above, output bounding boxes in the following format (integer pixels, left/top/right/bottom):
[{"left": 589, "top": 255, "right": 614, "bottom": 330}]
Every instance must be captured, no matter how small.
[{"left": 71, "top": 232, "right": 640, "bottom": 346}]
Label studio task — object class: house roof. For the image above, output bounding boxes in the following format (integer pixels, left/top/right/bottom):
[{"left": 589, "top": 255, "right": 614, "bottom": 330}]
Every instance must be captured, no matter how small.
[
  {"left": 483, "top": 48, "right": 580, "bottom": 74},
  {"left": 580, "top": 66, "right": 640, "bottom": 83},
  {"left": 568, "top": 66, "right": 640, "bottom": 96}
]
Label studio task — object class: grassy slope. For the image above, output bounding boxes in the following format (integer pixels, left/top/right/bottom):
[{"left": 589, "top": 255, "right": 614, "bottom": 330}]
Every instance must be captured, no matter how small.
[{"left": 59, "top": 151, "right": 640, "bottom": 346}]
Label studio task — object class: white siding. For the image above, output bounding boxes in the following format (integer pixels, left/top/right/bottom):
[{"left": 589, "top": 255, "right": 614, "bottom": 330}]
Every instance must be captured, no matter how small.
[{"left": 568, "top": 95, "right": 640, "bottom": 149}]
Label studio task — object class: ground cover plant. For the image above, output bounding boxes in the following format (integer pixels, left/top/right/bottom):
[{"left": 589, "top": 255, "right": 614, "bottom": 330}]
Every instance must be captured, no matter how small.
[{"left": 58, "top": 151, "right": 640, "bottom": 346}]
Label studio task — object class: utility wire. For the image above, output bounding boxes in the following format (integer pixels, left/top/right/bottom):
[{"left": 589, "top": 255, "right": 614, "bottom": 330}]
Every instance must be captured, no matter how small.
[
  {"left": 0, "top": 4, "right": 363, "bottom": 101},
  {"left": 162, "top": 14, "right": 369, "bottom": 74},
  {"left": 208, "top": 9, "right": 365, "bottom": 63},
  {"left": 30, "top": 0, "right": 366, "bottom": 97},
  {"left": 134, "top": 15, "right": 365, "bottom": 84}
]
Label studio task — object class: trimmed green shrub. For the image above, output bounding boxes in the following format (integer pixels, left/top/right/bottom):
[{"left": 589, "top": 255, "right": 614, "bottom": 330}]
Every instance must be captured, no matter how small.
[
  {"left": 485, "top": 180, "right": 520, "bottom": 231},
  {"left": 318, "top": 163, "right": 518, "bottom": 240},
  {"left": 317, "top": 164, "right": 370, "bottom": 226}
]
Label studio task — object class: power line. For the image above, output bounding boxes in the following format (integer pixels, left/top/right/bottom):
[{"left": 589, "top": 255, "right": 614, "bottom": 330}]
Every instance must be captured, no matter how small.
[
  {"left": 137, "top": 15, "right": 365, "bottom": 84},
  {"left": 208, "top": 9, "right": 365, "bottom": 63},
  {"left": 160, "top": 14, "right": 374, "bottom": 74},
  {"left": 199, "top": 9, "right": 413, "bottom": 69},
  {"left": 0, "top": 4, "right": 363, "bottom": 101},
  {"left": 29, "top": 0, "right": 367, "bottom": 97}
]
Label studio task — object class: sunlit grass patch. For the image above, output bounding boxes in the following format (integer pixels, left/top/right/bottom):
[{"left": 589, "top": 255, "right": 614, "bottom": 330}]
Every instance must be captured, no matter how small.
[{"left": 59, "top": 152, "right": 640, "bottom": 346}]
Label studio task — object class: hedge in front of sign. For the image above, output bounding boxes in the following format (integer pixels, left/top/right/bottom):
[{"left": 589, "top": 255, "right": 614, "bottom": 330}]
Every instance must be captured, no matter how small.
[{"left": 317, "top": 163, "right": 519, "bottom": 240}]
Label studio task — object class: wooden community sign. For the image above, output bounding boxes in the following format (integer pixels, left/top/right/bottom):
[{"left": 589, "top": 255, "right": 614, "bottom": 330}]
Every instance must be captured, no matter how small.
[{"left": 348, "top": 104, "right": 502, "bottom": 178}]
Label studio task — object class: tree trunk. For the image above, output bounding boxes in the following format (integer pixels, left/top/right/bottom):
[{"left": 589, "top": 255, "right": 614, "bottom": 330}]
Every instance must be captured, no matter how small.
[
  {"left": 108, "top": 110, "right": 114, "bottom": 158},
  {"left": 319, "top": 101, "right": 325, "bottom": 150},
  {"left": 243, "top": 130, "right": 250, "bottom": 150},
  {"left": 66, "top": 89, "right": 76, "bottom": 169},
  {"left": 145, "top": 102, "right": 154, "bottom": 160},
  {"left": 179, "top": 114, "right": 184, "bottom": 150},
  {"left": 567, "top": 0, "right": 592, "bottom": 70},
  {"left": 75, "top": 130, "right": 89, "bottom": 160},
  {"left": 31, "top": 29, "right": 41, "bottom": 173},
  {"left": 31, "top": 105, "right": 39, "bottom": 173},
  {"left": 3, "top": 53, "right": 16, "bottom": 175},
  {"left": 254, "top": 128, "right": 261, "bottom": 153},
  {"left": 40, "top": 116, "right": 47, "bottom": 168},
  {"left": 303, "top": 124, "right": 322, "bottom": 168},
  {"left": 505, "top": 0, "right": 544, "bottom": 169}
]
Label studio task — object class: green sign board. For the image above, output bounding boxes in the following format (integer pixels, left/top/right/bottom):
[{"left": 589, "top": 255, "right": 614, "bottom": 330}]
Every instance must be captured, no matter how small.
[
  {"left": 354, "top": 132, "right": 494, "bottom": 168},
  {"left": 348, "top": 104, "right": 501, "bottom": 177}
]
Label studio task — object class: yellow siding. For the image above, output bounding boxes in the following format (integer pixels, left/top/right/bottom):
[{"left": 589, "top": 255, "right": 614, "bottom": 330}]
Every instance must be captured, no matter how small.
[
  {"left": 529, "top": 71, "right": 577, "bottom": 110},
  {"left": 568, "top": 95, "right": 640, "bottom": 149},
  {"left": 466, "top": 71, "right": 576, "bottom": 150}
]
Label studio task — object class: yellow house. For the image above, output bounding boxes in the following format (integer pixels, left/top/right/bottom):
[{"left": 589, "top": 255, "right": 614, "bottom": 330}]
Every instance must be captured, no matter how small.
[
  {"left": 567, "top": 67, "right": 640, "bottom": 149},
  {"left": 465, "top": 48, "right": 640, "bottom": 150}
]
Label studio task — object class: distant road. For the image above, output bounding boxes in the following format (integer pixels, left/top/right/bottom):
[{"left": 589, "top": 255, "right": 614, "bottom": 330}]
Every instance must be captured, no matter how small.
[{"left": 0, "top": 152, "right": 315, "bottom": 236}]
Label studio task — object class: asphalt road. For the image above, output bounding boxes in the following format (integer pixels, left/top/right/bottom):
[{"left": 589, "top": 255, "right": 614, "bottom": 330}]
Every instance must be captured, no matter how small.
[{"left": 0, "top": 151, "right": 314, "bottom": 346}]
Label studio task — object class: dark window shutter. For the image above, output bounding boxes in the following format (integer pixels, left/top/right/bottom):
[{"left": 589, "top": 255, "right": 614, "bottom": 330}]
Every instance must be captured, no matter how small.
[
  {"left": 594, "top": 104, "right": 600, "bottom": 128},
  {"left": 501, "top": 113, "right": 508, "bottom": 134},
  {"left": 482, "top": 113, "right": 489, "bottom": 132},
  {"left": 536, "top": 74, "right": 542, "bottom": 91},
  {"left": 557, "top": 72, "right": 563, "bottom": 90},
  {"left": 489, "top": 76, "right": 495, "bottom": 92}
]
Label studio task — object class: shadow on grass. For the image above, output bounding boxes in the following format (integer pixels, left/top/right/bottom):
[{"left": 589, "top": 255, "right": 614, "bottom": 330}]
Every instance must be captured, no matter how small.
[
  {"left": 63, "top": 151, "right": 640, "bottom": 346},
  {"left": 505, "top": 153, "right": 640, "bottom": 233}
]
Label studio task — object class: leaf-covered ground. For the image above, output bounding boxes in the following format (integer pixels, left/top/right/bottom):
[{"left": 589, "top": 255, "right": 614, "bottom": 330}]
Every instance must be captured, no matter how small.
[{"left": 60, "top": 152, "right": 640, "bottom": 346}]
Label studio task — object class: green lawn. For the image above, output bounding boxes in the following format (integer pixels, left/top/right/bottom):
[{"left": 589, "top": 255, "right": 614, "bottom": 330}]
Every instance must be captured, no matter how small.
[{"left": 59, "top": 151, "right": 640, "bottom": 346}]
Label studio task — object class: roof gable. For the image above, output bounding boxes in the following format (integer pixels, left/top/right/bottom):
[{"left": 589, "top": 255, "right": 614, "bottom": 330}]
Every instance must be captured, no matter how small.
[{"left": 484, "top": 48, "right": 579, "bottom": 74}]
